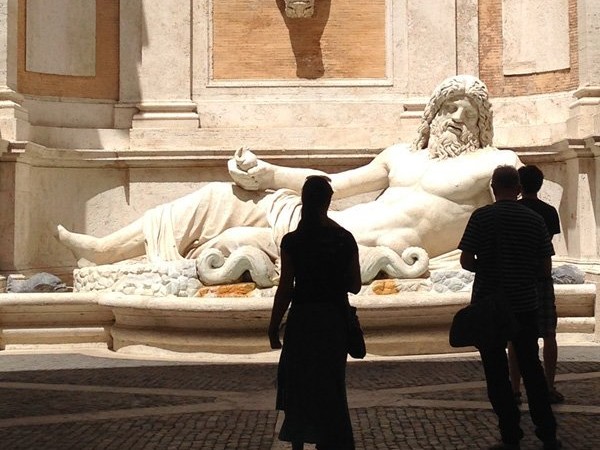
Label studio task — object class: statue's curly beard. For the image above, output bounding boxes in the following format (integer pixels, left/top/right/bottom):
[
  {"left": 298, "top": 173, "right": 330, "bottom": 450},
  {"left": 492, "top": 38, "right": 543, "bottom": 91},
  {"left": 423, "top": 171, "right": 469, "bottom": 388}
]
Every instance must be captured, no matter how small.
[{"left": 428, "top": 116, "right": 480, "bottom": 159}]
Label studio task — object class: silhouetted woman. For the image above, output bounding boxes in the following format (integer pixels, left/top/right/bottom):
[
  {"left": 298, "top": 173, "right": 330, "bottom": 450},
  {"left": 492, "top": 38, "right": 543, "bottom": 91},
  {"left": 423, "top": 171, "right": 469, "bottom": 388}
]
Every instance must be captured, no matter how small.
[{"left": 268, "top": 175, "right": 362, "bottom": 450}]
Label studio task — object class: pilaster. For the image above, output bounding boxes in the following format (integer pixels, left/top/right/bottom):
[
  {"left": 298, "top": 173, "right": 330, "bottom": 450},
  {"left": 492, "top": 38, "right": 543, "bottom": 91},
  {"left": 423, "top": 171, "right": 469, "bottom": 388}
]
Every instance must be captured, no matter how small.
[
  {"left": 568, "top": 0, "right": 600, "bottom": 140},
  {"left": 0, "top": 0, "right": 28, "bottom": 142},
  {"left": 116, "top": 0, "right": 198, "bottom": 130},
  {"left": 559, "top": 142, "right": 599, "bottom": 262}
]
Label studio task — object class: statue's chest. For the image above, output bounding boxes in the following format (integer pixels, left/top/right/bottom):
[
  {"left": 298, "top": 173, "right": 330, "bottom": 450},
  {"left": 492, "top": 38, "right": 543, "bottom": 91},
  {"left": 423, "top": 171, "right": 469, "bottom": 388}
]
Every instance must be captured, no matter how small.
[{"left": 391, "top": 156, "right": 486, "bottom": 200}]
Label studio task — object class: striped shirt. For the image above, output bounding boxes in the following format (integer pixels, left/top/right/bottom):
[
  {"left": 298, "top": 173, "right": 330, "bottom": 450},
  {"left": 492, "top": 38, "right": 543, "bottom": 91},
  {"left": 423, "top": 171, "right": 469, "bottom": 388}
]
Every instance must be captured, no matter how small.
[{"left": 458, "top": 200, "right": 555, "bottom": 312}]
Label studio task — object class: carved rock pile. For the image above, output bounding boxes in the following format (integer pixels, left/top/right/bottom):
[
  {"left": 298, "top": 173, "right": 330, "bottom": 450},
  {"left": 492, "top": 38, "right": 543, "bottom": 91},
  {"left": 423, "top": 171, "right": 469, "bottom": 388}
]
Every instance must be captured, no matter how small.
[{"left": 74, "top": 260, "right": 201, "bottom": 297}]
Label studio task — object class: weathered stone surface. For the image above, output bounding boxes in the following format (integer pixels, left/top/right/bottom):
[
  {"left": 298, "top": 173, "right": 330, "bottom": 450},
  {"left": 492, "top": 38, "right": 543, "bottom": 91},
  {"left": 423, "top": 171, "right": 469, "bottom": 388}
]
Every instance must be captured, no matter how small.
[
  {"left": 7, "top": 272, "right": 69, "bottom": 293},
  {"left": 366, "top": 278, "right": 432, "bottom": 295},
  {"left": 429, "top": 269, "right": 474, "bottom": 293},
  {"left": 196, "top": 282, "right": 258, "bottom": 298},
  {"left": 552, "top": 264, "right": 586, "bottom": 284},
  {"left": 74, "top": 260, "right": 200, "bottom": 297}
]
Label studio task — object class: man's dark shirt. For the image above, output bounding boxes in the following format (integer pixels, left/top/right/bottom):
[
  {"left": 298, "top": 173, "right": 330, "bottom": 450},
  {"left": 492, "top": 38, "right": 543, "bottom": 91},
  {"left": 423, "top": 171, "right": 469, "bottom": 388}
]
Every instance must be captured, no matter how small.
[
  {"left": 518, "top": 197, "right": 560, "bottom": 237},
  {"left": 459, "top": 200, "right": 554, "bottom": 312}
]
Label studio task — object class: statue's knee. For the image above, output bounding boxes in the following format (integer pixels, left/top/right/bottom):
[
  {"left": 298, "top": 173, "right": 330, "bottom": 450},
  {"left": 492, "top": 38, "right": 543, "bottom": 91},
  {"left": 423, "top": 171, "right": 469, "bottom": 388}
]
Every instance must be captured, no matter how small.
[{"left": 205, "top": 181, "right": 233, "bottom": 197}]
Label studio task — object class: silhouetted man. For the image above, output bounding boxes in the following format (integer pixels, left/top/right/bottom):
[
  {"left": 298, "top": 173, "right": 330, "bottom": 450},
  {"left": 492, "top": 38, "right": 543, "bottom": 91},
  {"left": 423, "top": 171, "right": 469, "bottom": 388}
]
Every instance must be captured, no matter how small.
[{"left": 459, "top": 165, "right": 560, "bottom": 450}]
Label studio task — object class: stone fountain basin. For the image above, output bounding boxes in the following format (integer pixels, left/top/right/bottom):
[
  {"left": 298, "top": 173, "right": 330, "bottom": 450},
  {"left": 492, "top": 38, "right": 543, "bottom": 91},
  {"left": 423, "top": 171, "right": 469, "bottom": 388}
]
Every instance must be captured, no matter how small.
[{"left": 0, "top": 284, "right": 596, "bottom": 355}]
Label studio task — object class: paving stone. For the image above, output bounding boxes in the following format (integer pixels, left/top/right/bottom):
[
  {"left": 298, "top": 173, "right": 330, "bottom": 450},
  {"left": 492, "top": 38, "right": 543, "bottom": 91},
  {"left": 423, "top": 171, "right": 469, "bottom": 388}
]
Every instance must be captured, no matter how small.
[{"left": 0, "top": 348, "right": 597, "bottom": 449}]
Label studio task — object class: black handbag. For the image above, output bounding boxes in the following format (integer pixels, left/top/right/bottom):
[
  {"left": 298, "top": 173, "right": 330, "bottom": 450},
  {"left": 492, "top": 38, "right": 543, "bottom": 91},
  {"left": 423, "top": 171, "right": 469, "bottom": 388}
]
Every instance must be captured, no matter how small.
[
  {"left": 449, "top": 207, "right": 518, "bottom": 349},
  {"left": 449, "top": 290, "right": 518, "bottom": 349},
  {"left": 347, "top": 305, "right": 366, "bottom": 359}
]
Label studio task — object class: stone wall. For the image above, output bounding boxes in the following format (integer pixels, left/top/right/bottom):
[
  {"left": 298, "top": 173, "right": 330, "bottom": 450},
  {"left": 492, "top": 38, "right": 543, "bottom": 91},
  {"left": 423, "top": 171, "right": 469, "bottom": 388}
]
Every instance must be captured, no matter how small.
[
  {"left": 212, "top": 0, "right": 386, "bottom": 80},
  {"left": 479, "top": 0, "right": 578, "bottom": 96},
  {"left": 0, "top": 0, "right": 598, "bottom": 278}
]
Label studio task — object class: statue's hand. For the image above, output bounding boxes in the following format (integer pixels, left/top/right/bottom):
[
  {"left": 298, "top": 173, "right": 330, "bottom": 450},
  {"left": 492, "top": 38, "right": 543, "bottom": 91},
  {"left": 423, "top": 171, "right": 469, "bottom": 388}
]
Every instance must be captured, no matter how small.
[{"left": 228, "top": 147, "right": 274, "bottom": 191}]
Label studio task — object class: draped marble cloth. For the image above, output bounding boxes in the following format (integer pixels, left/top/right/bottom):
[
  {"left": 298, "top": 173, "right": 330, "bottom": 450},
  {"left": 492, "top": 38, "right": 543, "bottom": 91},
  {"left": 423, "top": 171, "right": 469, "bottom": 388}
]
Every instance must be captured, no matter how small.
[{"left": 140, "top": 183, "right": 304, "bottom": 262}]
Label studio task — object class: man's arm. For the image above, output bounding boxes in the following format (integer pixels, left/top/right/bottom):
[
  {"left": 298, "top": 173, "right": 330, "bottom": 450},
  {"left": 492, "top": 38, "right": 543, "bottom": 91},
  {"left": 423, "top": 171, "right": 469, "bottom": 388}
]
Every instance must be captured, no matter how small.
[
  {"left": 460, "top": 251, "right": 476, "bottom": 272},
  {"left": 347, "top": 243, "right": 362, "bottom": 294},
  {"left": 539, "top": 256, "right": 552, "bottom": 279},
  {"left": 267, "top": 247, "right": 294, "bottom": 349}
]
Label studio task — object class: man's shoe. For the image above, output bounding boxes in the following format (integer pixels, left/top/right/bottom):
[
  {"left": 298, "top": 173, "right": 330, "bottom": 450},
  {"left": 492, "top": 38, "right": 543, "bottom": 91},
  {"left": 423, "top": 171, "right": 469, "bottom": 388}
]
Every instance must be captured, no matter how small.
[
  {"left": 489, "top": 443, "right": 520, "bottom": 450},
  {"left": 514, "top": 391, "right": 522, "bottom": 405},
  {"left": 548, "top": 388, "right": 564, "bottom": 404}
]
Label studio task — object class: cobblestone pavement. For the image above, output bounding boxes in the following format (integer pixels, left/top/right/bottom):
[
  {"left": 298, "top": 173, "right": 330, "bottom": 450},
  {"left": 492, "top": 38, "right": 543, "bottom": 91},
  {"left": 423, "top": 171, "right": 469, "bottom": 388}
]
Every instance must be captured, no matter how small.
[{"left": 0, "top": 341, "right": 598, "bottom": 450}]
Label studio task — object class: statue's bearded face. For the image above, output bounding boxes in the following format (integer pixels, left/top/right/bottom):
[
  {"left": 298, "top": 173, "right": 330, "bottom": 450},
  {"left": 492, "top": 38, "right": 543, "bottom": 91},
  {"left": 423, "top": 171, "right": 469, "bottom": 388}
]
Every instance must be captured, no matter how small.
[
  {"left": 428, "top": 96, "right": 481, "bottom": 159},
  {"left": 284, "top": 0, "right": 315, "bottom": 18}
]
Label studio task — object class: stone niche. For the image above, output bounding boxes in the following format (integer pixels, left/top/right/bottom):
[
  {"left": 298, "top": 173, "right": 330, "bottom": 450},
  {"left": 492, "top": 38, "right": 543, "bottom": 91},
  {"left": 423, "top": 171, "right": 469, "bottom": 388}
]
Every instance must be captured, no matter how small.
[{"left": 212, "top": 0, "right": 386, "bottom": 80}]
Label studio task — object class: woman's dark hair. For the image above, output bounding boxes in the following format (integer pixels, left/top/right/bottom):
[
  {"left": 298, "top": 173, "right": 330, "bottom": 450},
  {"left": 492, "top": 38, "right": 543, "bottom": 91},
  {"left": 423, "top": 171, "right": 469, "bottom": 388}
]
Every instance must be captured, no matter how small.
[
  {"left": 299, "top": 175, "right": 333, "bottom": 226},
  {"left": 518, "top": 165, "right": 544, "bottom": 194}
]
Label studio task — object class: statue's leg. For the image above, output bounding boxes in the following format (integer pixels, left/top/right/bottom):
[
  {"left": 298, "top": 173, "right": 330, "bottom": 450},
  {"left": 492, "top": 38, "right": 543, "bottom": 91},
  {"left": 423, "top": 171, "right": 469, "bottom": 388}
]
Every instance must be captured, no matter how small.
[
  {"left": 57, "top": 221, "right": 145, "bottom": 266},
  {"left": 58, "top": 182, "right": 272, "bottom": 265},
  {"left": 185, "top": 227, "right": 279, "bottom": 262}
]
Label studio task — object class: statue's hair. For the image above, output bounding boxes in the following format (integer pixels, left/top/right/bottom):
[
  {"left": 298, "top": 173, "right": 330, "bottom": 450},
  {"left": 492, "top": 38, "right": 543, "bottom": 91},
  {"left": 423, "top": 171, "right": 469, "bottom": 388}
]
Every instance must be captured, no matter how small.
[{"left": 412, "top": 75, "right": 494, "bottom": 151}]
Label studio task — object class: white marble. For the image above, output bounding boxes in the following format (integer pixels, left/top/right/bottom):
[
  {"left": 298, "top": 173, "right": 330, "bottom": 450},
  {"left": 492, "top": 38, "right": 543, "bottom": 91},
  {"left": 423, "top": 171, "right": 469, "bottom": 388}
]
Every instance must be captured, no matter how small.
[
  {"left": 56, "top": 76, "right": 522, "bottom": 287},
  {"left": 0, "top": 282, "right": 595, "bottom": 354},
  {"left": 74, "top": 260, "right": 201, "bottom": 297}
]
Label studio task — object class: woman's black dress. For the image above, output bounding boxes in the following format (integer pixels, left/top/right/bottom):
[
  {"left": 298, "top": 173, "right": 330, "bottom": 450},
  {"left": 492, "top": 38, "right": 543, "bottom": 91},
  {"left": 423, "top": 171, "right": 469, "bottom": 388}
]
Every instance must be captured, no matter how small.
[{"left": 276, "top": 224, "right": 358, "bottom": 450}]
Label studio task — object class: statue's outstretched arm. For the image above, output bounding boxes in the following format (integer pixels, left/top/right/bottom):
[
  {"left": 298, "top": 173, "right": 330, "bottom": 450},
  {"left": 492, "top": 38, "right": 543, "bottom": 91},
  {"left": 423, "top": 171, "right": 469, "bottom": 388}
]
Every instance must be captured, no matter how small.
[
  {"left": 228, "top": 147, "right": 325, "bottom": 193},
  {"left": 228, "top": 146, "right": 390, "bottom": 198}
]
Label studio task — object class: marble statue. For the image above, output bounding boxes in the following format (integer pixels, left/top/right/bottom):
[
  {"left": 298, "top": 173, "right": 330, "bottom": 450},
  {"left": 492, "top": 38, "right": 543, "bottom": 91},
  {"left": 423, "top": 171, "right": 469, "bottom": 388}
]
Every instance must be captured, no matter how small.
[
  {"left": 283, "top": 0, "right": 315, "bottom": 18},
  {"left": 57, "top": 75, "right": 521, "bottom": 286}
]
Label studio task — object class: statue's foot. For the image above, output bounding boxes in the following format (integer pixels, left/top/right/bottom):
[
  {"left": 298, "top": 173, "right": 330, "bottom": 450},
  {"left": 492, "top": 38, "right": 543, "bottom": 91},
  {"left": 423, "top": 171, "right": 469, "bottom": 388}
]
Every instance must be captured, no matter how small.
[
  {"left": 77, "top": 258, "right": 96, "bottom": 268},
  {"left": 57, "top": 224, "right": 100, "bottom": 264}
]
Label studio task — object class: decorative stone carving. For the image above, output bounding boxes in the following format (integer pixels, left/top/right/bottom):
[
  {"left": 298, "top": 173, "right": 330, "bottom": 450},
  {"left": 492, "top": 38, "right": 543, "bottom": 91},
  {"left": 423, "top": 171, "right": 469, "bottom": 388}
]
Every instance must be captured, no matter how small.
[
  {"left": 195, "top": 246, "right": 277, "bottom": 288},
  {"left": 74, "top": 260, "right": 201, "bottom": 297},
  {"left": 283, "top": 0, "right": 315, "bottom": 18},
  {"left": 366, "top": 278, "right": 432, "bottom": 295},
  {"left": 429, "top": 269, "right": 475, "bottom": 293},
  {"left": 359, "top": 246, "right": 429, "bottom": 283}
]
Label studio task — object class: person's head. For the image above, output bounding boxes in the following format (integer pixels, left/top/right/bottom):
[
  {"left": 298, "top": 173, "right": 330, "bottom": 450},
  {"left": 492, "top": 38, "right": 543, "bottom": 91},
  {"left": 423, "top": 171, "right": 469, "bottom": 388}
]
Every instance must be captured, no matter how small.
[
  {"left": 412, "top": 75, "right": 494, "bottom": 159},
  {"left": 518, "top": 165, "right": 544, "bottom": 195},
  {"left": 491, "top": 165, "right": 521, "bottom": 200},
  {"left": 300, "top": 175, "right": 334, "bottom": 221}
]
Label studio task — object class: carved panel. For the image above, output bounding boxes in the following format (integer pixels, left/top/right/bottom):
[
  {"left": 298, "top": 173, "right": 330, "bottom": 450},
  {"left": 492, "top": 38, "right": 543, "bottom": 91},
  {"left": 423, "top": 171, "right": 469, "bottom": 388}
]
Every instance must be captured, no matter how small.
[
  {"left": 18, "top": 0, "right": 119, "bottom": 99},
  {"left": 502, "top": 0, "right": 570, "bottom": 75},
  {"left": 212, "top": 0, "right": 386, "bottom": 80},
  {"left": 26, "top": 0, "right": 96, "bottom": 76}
]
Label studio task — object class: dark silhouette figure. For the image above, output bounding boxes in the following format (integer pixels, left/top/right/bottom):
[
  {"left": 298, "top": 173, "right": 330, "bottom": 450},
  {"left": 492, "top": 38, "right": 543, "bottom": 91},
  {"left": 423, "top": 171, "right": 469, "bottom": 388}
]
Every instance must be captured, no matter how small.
[
  {"left": 276, "top": 0, "right": 332, "bottom": 79},
  {"left": 268, "top": 175, "right": 361, "bottom": 450},
  {"left": 459, "top": 166, "right": 561, "bottom": 450},
  {"left": 509, "top": 165, "right": 564, "bottom": 405}
]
